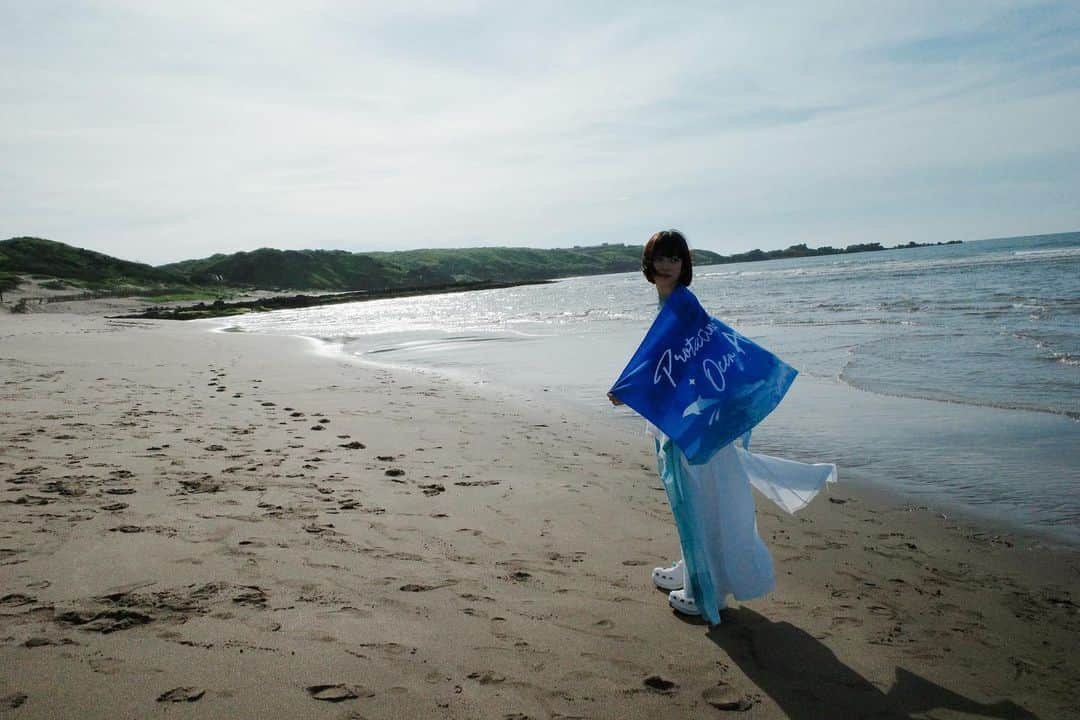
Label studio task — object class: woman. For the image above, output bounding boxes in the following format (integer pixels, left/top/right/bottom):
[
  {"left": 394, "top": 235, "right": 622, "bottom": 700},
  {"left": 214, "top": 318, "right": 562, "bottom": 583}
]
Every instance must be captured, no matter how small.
[{"left": 610, "top": 230, "right": 836, "bottom": 623}]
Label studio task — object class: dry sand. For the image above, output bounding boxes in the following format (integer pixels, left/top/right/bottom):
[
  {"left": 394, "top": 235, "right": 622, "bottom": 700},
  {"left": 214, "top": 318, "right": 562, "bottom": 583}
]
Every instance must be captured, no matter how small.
[{"left": 1, "top": 312, "right": 1077, "bottom": 719}]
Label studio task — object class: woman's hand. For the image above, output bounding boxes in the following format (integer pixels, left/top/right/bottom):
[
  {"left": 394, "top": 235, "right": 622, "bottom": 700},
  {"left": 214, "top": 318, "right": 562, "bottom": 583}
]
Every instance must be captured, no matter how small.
[{"left": 607, "top": 392, "right": 624, "bottom": 406}]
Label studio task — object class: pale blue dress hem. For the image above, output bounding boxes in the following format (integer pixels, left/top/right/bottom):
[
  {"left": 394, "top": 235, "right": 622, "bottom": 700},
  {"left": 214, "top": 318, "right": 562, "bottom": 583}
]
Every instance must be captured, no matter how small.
[{"left": 654, "top": 429, "right": 837, "bottom": 625}]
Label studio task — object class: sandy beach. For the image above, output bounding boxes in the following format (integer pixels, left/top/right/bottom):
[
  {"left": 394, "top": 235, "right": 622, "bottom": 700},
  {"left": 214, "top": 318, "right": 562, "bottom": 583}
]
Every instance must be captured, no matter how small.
[{"left": 1, "top": 310, "right": 1077, "bottom": 719}]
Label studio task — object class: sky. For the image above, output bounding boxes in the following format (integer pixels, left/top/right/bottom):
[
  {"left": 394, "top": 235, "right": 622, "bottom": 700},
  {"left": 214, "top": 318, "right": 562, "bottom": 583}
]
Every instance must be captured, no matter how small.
[{"left": 2, "top": 1, "right": 1079, "bottom": 265}]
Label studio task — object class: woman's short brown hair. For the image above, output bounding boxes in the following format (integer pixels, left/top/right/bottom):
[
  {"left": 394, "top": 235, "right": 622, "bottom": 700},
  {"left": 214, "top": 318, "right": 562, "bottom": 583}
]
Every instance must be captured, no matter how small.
[{"left": 642, "top": 229, "right": 693, "bottom": 286}]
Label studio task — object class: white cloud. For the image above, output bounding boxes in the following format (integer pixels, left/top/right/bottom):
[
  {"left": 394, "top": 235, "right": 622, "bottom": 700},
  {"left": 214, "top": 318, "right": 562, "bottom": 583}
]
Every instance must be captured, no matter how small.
[{"left": 2, "top": 1, "right": 1078, "bottom": 263}]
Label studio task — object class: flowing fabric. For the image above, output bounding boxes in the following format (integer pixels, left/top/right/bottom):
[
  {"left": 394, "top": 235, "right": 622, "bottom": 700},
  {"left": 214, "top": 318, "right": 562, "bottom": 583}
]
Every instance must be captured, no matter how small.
[
  {"left": 654, "top": 429, "right": 837, "bottom": 624},
  {"left": 616, "top": 288, "right": 837, "bottom": 624},
  {"left": 610, "top": 286, "right": 797, "bottom": 464}
]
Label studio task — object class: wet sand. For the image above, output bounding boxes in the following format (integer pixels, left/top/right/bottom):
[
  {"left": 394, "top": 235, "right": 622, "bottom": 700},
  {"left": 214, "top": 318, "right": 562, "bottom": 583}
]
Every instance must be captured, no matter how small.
[{"left": 1, "top": 313, "right": 1077, "bottom": 719}]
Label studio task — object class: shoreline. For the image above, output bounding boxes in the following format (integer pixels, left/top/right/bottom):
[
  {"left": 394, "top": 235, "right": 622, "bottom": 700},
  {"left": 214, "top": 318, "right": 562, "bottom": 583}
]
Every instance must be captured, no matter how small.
[
  {"left": 1, "top": 312, "right": 1077, "bottom": 718},
  {"left": 218, "top": 318, "right": 1080, "bottom": 552},
  {"left": 112, "top": 279, "right": 557, "bottom": 321}
]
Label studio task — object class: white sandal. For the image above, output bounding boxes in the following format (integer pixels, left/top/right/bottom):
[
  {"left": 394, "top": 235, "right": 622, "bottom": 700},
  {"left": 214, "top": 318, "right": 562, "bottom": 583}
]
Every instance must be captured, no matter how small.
[
  {"left": 668, "top": 588, "right": 701, "bottom": 616},
  {"left": 651, "top": 559, "right": 685, "bottom": 591}
]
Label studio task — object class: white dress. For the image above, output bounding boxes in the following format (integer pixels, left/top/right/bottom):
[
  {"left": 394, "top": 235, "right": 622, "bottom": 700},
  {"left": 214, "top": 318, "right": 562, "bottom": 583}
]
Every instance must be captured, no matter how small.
[{"left": 653, "top": 426, "right": 836, "bottom": 624}]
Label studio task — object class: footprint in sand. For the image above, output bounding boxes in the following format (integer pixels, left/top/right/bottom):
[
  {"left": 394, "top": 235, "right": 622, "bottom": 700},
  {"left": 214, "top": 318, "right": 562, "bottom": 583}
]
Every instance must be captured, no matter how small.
[
  {"left": 467, "top": 671, "right": 506, "bottom": 685},
  {"left": 178, "top": 478, "right": 222, "bottom": 494},
  {"left": 1, "top": 593, "right": 36, "bottom": 607},
  {"left": 643, "top": 676, "right": 677, "bottom": 694},
  {"left": 56, "top": 609, "right": 153, "bottom": 633},
  {"left": 1, "top": 693, "right": 28, "bottom": 709},
  {"left": 156, "top": 687, "right": 205, "bottom": 703},
  {"left": 306, "top": 684, "right": 374, "bottom": 702},
  {"left": 702, "top": 683, "right": 754, "bottom": 711},
  {"left": 232, "top": 587, "right": 269, "bottom": 608},
  {"left": 24, "top": 636, "right": 77, "bottom": 648},
  {"left": 11, "top": 495, "right": 53, "bottom": 506}
]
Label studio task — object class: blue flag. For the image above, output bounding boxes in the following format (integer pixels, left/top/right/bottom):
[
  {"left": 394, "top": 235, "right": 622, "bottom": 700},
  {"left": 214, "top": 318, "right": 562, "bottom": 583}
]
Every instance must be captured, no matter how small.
[{"left": 610, "top": 286, "right": 797, "bottom": 464}]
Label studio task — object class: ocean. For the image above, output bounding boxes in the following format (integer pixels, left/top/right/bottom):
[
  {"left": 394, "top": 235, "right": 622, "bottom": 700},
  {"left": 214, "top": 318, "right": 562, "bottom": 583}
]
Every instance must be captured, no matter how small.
[{"left": 214, "top": 232, "right": 1080, "bottom": 546}]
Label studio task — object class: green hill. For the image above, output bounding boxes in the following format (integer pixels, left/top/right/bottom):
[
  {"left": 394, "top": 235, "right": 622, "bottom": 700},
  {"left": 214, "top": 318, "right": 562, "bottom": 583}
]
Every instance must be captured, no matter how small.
[
  {"left": 0, "top": 237, "right": 726, "bottom": 294},
  {"left": 0, "top": 237, "right": 185, "bottom": 289},
  {"left": 3, "top": 236, "right": 951, "bottom": 297},
  {"left": 161, "top": 244, "right": 726, "bottom": 290},
  {"left": 160, "top": 248, "right": 391, "bottom": 290}
]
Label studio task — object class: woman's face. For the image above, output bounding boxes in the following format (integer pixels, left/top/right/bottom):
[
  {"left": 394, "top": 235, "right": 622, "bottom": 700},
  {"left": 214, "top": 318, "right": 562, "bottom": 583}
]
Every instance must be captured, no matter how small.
[{"left": 652, "top": 254, "right": 683, "bottom": 295}]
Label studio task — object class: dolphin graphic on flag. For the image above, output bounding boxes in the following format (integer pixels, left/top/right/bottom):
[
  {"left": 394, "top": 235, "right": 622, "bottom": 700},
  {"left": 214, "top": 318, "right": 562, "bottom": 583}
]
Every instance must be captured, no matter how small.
[{"left": 610, "top": 285, "right": 797, "bottom": 464}]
